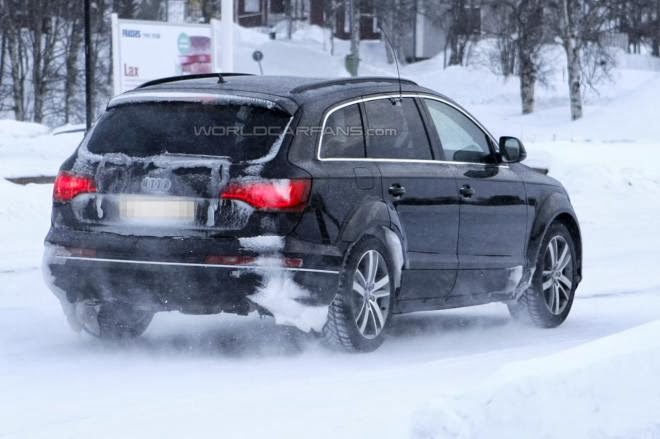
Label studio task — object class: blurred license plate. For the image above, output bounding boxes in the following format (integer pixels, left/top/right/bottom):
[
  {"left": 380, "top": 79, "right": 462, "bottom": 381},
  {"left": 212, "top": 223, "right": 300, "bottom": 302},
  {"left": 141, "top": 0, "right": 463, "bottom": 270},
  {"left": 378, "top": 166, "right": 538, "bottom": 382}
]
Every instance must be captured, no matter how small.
[{"left": 119, "top": 197, "right": 195, "bottom": 222}]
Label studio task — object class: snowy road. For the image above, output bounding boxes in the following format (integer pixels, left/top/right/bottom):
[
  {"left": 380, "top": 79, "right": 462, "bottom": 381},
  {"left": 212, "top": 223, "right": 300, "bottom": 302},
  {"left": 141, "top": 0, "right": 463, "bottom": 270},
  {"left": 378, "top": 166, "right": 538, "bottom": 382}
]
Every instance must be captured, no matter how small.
[
  {"left": 3, "top": 41, "right": 660, "bottom": 437},
  {"left": 2, "top": 264, "right": 659, "bottom": 438},
  {"left": 2, "top": 136, "right": 660, "bottom": 437}
]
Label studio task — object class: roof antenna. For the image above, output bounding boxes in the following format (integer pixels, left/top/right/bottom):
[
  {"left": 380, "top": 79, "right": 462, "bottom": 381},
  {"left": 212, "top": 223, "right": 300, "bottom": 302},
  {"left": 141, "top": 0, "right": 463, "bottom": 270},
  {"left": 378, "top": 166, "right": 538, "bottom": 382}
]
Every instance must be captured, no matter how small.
[
  {"left": 217, "top": 72, "right": 225, "bottom": 84},
  {"left": 378, "top": 23, "right": 402, "bottom": 100}
]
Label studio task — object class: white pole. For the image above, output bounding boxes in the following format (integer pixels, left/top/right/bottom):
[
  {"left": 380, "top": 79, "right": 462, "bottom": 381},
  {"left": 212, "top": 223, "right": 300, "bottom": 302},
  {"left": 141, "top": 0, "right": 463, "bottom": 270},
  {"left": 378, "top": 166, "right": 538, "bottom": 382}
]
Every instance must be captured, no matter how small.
[
  {"left": 111, "top": 13, "right": 121, "bottom": 96},
  {"left": 211, "top": 18, "right": 221, "bottom": 73},
  {"left": 221, "top": 0, "right": 234, "bottom": 72}
]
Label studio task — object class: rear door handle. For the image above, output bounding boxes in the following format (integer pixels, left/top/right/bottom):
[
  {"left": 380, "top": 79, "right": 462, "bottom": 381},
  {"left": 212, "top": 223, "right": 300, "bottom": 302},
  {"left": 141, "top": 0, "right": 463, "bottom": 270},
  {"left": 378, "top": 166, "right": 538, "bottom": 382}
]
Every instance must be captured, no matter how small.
[
  {"left": 459, "top": 184, "right": 475, "bottom": 198},
  {"left": 388, "top": 183, "right": 406, "bottom": 198}
]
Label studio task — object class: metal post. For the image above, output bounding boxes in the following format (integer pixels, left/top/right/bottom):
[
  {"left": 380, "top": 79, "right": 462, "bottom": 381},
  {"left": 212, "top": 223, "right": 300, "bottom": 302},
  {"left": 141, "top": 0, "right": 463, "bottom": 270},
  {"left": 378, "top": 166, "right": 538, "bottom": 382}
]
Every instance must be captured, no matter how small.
[{"left": 84, "top": 0, "right": 93, "bottom": 130}]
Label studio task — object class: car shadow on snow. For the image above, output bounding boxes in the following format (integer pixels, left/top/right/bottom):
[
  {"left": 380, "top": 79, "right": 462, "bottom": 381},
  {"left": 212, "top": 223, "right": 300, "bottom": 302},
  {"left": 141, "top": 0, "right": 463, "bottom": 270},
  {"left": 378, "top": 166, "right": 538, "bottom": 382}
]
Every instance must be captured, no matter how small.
[
  {"left": 93, "top": 306, "right": 516, "bottom": 359},
  {"left": 118, "top": 313, "right": 316, "bottom": 358},
  {"left": 387, "top": 309, "right": 512, "bottom": 339}
]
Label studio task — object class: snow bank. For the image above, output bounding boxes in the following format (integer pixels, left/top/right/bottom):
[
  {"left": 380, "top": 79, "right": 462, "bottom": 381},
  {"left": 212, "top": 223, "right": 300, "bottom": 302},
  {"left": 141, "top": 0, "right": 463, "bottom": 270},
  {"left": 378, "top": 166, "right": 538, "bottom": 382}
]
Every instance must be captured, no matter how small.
[
  {"left": 292, "top": 24, "right": 327, "bottom": 44},
  {"left": 411, "top": 320, "right": 660, "bottom": 439},
  {"left": 0, "top": 178, "right": 53, "bottom": 271},
  {"left": 0, "top": 120, "right": 82, "bottom": 178},
  {"left": 0, "top": 119, "right": 50, "bottom": 139}
]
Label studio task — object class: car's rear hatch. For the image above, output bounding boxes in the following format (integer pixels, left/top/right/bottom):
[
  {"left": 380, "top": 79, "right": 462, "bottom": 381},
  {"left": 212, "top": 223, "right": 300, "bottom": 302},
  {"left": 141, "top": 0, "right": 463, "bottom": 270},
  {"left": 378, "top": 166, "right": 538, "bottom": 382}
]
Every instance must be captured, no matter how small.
[{"left": 51, "top": 93, "right": 310, "bottom": 239}]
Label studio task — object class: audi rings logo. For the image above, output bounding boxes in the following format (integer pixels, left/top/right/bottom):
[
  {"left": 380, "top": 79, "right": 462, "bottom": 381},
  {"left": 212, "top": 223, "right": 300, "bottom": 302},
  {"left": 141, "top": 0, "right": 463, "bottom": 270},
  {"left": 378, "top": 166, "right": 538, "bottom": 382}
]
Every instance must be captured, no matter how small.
[{"left": 141, "top": 177, "right": 172, "bottom": 193}]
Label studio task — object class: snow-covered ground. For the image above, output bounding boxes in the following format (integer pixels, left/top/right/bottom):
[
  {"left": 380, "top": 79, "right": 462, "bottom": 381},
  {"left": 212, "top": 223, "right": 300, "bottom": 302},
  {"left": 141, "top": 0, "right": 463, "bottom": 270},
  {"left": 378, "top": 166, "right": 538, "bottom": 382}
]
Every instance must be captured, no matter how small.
[{"left": 1, "top": 27, "right": 660, "bottom": 438}]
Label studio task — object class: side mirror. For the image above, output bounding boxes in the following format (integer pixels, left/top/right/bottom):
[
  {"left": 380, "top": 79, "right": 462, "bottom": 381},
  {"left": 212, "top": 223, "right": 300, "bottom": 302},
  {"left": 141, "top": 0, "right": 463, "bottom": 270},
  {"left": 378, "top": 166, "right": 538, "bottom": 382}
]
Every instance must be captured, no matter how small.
[{"left": 499, "top": 136, "right": 527, "bottom": 163}]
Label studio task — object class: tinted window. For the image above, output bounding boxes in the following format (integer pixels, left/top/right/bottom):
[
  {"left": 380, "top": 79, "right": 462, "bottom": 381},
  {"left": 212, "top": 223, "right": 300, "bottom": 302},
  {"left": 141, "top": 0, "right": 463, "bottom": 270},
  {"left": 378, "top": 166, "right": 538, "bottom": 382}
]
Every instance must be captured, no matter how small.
[
  {"left": 364, "top": 98, "right": 433, "bottom": 160},
  {"left": 424, "top": 99, "right": 492, "bottom": 163},
  {"left": 320, "top": 103, "right": 365, "bottom": 159},
  {"left": 87, "top": 102, "right": 291, "bottom": 162}
]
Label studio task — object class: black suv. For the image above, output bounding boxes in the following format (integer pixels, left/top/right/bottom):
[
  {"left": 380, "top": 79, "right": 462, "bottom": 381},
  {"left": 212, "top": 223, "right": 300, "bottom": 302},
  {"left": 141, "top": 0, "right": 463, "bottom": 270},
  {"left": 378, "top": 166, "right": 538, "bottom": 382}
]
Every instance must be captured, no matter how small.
[{"left": 44, "top": 74, "right": 582, "bottom": 352}]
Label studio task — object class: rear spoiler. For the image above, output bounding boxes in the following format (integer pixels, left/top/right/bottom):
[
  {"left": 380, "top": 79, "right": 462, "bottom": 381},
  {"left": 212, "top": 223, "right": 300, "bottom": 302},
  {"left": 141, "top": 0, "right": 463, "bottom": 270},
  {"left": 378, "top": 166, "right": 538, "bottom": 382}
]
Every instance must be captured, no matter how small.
[{"left": 108, "top": 91, "right": 294, "bottom": 114}]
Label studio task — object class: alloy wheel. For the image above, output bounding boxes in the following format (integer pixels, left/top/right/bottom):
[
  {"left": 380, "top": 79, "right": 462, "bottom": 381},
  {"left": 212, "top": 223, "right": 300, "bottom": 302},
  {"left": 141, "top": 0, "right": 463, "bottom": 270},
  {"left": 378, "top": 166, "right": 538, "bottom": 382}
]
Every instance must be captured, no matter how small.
[
  {"left": 542, "top": 236, "right": 573, "bottom": 315},
  {"left": 351, "top": 250, "right": 391, "bottom": 339}
]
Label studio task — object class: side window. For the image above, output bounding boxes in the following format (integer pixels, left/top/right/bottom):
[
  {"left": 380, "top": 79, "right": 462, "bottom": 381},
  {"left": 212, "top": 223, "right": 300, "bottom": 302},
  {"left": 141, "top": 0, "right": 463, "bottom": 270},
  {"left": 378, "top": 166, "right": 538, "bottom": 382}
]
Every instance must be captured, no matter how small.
[
  {"left": 320, "top": 103, "right": 365, "bottom": 159},
  {"left": 424, "top": 99, "right": 492, "bottom": 163},
  {"left": 364, "top": 97, "right": 433, "bottom": 160}
]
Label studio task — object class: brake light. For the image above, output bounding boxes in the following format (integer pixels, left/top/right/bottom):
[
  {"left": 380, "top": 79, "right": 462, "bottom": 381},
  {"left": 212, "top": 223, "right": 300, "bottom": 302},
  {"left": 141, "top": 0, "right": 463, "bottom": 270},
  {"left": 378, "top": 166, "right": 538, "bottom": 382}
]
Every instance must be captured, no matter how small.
[
  {"left": 53, "top": 172, "right": 97, "bottom": 202},
  {"left": 220, "top": 179, "right": 311, "bottom": 211}
]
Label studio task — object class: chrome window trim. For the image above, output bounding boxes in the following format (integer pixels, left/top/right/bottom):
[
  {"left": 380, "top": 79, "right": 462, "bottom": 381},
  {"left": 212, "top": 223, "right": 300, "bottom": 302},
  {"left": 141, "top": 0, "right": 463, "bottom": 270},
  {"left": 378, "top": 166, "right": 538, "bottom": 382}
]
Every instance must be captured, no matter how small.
[
  {"left": 316, "top": 93, "right": 506, "bottom": 168},
  {"left": 55, "top": 255, "right": 340, "bottom": 275}
]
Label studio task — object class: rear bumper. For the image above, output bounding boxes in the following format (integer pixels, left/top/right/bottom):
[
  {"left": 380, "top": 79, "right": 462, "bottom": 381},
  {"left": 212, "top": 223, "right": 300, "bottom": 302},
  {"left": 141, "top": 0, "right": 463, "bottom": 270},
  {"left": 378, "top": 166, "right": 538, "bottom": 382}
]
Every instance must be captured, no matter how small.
[{"left": 43, "top": 229, "right": 342, "bottom": 315}]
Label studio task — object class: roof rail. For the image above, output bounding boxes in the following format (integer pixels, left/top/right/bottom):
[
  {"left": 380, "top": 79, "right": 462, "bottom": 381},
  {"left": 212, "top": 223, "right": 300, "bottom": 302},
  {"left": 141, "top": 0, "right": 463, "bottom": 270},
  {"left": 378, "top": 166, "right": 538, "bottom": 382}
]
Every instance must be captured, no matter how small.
[
  {"left": 137, "top": 73, "right": 254, "bottom": 89},
  {"left": 290, "top": 76, "right": 417, "bottom": 94}
]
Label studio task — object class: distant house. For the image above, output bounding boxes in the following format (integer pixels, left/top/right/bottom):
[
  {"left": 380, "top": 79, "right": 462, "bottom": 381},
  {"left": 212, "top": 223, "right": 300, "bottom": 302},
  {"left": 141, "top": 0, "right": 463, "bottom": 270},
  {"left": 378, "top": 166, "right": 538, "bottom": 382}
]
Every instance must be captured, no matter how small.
[
  {"left": 236, "top": 0, "right": 269, "bottom": 27},
  {"left": 287, "top": 1, "right": 482, "bottom": 61},
  {"left": 321, "top": 0, "right": 381, "bottom": 41},
  {"left": 234, "top": 0, "right": 381, "bottom": 40},
  {"left": 405, "top": 2, "right": 484, "bottom": 62},
  {"left": 233, "top": 1, "right": 491, "bottom": 63}
]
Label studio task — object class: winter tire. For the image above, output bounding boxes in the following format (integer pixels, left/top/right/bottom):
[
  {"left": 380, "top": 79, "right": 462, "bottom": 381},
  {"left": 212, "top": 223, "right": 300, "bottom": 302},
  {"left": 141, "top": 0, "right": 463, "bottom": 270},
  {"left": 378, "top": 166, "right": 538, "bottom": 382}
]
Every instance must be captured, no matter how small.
[
  {"left": 508, "top": 222, "right": 577, "bottom": 327},
  {"left": 323, "top": 237, "right": 394, "bottom": 352},
  {"left": 83, "top": 302, "right": 154, "bottom": 340}
]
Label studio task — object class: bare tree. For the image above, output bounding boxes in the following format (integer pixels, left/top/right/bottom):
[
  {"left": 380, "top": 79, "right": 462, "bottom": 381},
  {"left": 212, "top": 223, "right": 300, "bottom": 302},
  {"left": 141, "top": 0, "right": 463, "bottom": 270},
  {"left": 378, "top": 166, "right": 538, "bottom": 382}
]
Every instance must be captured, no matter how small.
[
  {"left": 27, "top": 0, "right": 66, "bottom": 123},
  {"left": 62, "top": 0, "right": 84, "bottom": 123},
  {"left": 3, "top": 0, "right": 29, "bottom": 120},
  {"left": 323, "top": 0, "right": 338, "bottom": 55},
  {"left": 433, "top": 0, "right": 483, "bottom": 66},
  {"left": 487, "top": 1, "right": 546, "bottom": 113},
  {"left": 655, "top": 0, "right": 660, "bottom": 56},
  {"left": 197, "top": 0, "right": 219, "bottom": 23},
  {"left": 286, "top": 0, "right": 293, "bottom": 38},
  {"left": 488, "top": 5, "right": 517, "bottom": 77},
  {"left": 113, "top": 0, "right": 139, "bottom": 18},
  {"left": 516, "top": 0, "right": 545, "bottom": 114},
  {"left": 374, "top": 0, "right": 416, "bottom": 65},
  {"left": 549, "top": 0, "right": 611, "bottom": 120},
  {"left": 345, "top": 0, "right": 360, "bottom": 76},
  {"left": 0, "top": 14, "right": 8, "bottom": 111}
]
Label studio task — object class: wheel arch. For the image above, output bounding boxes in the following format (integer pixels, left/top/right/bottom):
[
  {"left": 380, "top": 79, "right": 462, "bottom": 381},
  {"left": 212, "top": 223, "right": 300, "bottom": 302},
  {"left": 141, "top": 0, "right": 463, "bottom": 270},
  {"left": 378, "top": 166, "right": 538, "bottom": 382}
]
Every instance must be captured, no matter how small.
[
  {"left": 553, "top": 212, "right": 582, "bottom": 279},
  {"left": 341, "top": 225, "right": 406, "bottom": 295},
  {"left": 526, "top": 192, "right": 582, "bottom": 282}
]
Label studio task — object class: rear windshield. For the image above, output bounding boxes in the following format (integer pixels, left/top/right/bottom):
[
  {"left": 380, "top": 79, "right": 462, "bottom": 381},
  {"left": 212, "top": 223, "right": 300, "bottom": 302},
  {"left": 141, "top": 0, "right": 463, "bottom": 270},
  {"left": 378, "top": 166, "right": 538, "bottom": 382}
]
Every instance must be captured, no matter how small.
[{"left": 86, "top": 102, "right": 291, "bottom": 162}]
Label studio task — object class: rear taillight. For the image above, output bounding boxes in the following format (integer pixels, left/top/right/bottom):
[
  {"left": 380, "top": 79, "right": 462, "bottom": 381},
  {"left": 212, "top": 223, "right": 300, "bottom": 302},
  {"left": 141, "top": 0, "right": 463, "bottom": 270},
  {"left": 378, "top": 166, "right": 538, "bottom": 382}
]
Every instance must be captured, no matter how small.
[
  {"left": 53, "top": 171, "right": 97, "bottom": 202},
  {"left": 220, "top": 179, "right": 311, "bottom": 212}
]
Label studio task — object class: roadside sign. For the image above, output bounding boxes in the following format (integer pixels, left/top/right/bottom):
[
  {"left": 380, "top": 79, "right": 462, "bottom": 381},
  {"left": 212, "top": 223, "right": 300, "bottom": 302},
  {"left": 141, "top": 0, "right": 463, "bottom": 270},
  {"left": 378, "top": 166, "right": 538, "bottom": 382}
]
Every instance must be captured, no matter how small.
[{"left": 111, "top": 12, "right": 234, "bottom": 95}]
